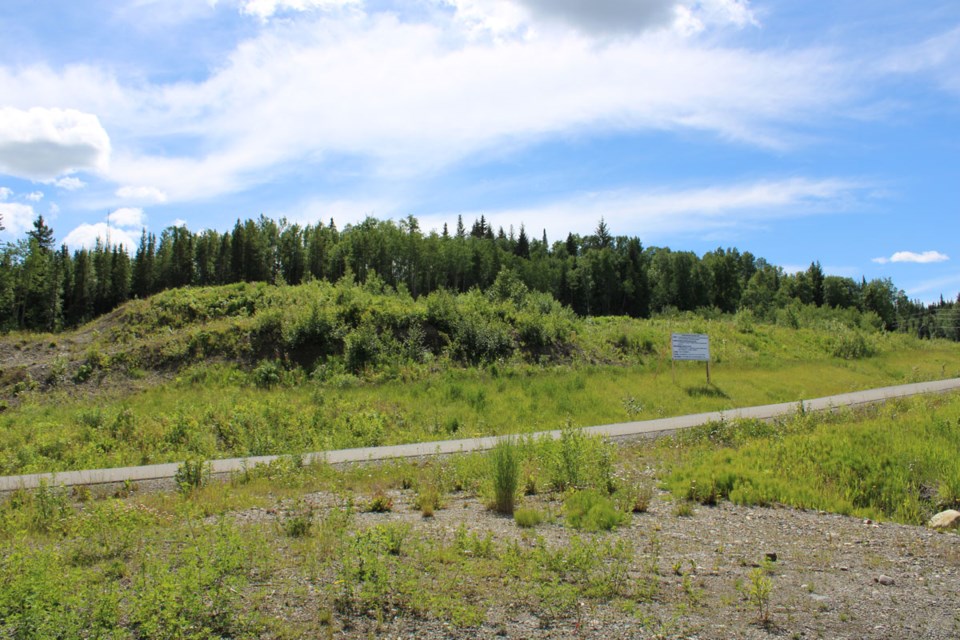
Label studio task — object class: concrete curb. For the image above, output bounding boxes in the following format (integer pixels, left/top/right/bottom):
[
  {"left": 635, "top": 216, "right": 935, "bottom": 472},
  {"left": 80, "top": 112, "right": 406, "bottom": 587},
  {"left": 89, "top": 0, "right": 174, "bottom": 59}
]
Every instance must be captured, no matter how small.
[{"left": 2, "top": 377, "right": 958, "bottom": 492}]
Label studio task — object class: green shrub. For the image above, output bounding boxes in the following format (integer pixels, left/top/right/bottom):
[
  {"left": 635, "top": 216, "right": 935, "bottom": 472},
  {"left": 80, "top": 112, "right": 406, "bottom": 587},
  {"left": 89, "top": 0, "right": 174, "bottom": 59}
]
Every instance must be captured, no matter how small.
[
  {"left": 514, "top": 507, "right": 544, "bottom": 528},
  {"left": 830, "top": 329, "right": 873, "bottom": 359},
  {"left": 564, "top": 490, "right": 627, "bottom": 531},
  {"left": 252, "top": 360, "right": 284, "bottom": 388}
]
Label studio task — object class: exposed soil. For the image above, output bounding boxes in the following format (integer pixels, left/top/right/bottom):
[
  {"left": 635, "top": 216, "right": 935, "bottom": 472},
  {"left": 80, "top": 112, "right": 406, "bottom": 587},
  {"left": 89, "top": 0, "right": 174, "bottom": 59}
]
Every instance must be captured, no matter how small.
[{"left": 225, "top": 486, "right": 960, "bottom": 639}]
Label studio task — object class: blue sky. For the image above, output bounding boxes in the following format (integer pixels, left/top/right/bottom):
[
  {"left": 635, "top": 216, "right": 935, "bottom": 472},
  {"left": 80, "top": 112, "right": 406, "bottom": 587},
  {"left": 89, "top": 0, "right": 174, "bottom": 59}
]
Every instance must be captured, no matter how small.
[{"left": 0, "top": 0, "right": 958, "bottom": 302}]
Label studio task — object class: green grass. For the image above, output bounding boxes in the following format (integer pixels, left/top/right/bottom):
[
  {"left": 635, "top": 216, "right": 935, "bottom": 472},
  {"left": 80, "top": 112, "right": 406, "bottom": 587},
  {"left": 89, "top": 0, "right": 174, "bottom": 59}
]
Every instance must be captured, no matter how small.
[
  {"left": 2, "top": 391, "right": 960, "bottom": 636},
  {"left": 665, "top": 393, "right": 960, "bottom": 524}
]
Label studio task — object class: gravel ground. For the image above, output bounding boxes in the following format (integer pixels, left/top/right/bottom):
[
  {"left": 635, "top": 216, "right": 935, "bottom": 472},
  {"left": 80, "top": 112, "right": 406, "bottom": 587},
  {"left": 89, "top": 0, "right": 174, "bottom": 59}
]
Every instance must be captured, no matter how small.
[{"left": 230, "top": 487, "right": 960, "bottom": 640}]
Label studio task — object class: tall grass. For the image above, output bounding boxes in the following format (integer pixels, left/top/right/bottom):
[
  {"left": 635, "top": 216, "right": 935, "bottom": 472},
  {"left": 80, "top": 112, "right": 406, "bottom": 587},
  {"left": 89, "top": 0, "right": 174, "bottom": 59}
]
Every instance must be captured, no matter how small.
[
  {"left": 490, "top": 438, "right": 519, "bottom": 515},
  {"left": 666, "top": 393, "right": 960, "bottom": 524}
]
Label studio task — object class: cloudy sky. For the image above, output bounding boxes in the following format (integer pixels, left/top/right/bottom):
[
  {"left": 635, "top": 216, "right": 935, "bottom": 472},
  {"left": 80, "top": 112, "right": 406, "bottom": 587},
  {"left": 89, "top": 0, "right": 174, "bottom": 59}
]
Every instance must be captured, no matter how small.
[{"left": 0, "top": 0, "right": 958, "bottom": 301}]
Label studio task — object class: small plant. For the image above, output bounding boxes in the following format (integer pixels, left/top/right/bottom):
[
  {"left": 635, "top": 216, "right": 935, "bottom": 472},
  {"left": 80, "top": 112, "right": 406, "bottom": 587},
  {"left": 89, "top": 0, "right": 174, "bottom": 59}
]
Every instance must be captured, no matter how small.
[
  {"left": 564, "top": 490, "right": 626, "bottom": 531},
  {"left": 175, "top": 456, "right": 209, "bottom": 494},
  {"left": 366, "top": 490, "right": 393, "bottom": 513},
  {"left": 490, "top": 437, "right": 519, "bottom": 515},
  {"left": 414, "top": 482, "right": 442, "bottom": 517},
  {"left": 514, "top": 507, "right": 544, "bottom": 528},
  {"left": 622, "top": 395, "right": 644, "bottom": 417},
  {"left": 673, "top": 500, "right": 695, "bottom": 517},
  {"left": 617, "top": 478, "right": 654, "bottom": 513},
  {"left": 282, "top": 501, "right": 315, "bottom": 538},
  {"left": 747, "top": 566, "right": 774, "bottom": 623}
]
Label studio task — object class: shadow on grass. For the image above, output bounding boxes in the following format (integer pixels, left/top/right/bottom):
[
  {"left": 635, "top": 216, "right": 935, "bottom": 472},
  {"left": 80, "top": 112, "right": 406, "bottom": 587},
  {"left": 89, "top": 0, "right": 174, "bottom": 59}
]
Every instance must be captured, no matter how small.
[{"left": 685, "top": 384, "right": 730, "bottom": 399}]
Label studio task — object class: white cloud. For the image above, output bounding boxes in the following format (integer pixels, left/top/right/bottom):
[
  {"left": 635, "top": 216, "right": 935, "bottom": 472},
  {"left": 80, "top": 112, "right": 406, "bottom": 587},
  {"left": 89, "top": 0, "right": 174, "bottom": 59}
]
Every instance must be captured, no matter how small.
[
  {"left": 435, "top": 177, "right": 868, "bottom": 243},
  {"left": 108, "top": 207, "right": 147, "bottom": 229},
  {"left": 25, "top": 191, "right": 44, "bottom": 202},
  {"left": 100, "top": 13, "right": 849, "bottom": 201},
  {"left": 116, "top": 185, "right": 168, "bottom": 203},
  {"left": 880, "top": 26, "right": 960, "bottom": 95},
  {"left": 170, "top": 218, "right": 189, "bottom": 228},
  {"left": 873, "top": 250, "right": 949, "bottom": 265},
  {"left": 906, "top": 273, "right": 960, "bottom": 301},
  {"left": 51, "top": 176, "right": 86, "bottom": 191},
  {"left": 0, "top": 107, "right": 111, "bottom": 180},
  {"left": 0, "top": 202, "right": 37, "bottom": 235},
  {"left": 62, "top": 223, "right": 138, "bottom": 252},
  {"left": 0, "top": 187, "right": 11, "bottom": 201},
  {"left": 239, "top": 0, "right": 360, "bottom": 20}
]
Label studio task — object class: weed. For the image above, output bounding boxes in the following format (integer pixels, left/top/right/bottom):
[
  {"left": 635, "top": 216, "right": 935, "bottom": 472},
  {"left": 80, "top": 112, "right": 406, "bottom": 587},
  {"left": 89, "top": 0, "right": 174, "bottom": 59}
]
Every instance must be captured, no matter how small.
[
  {"left": 282, "top": 500, "right": 315, "bottom": 538},
  {"left": 616, "top": 477, "right": 654, "bottom": 513},
  {"left": 366, "top": 491, "right": 393, "bottom": 513},
  {"left": 175, "top": 456, "right": 210, "bottom": 494}
]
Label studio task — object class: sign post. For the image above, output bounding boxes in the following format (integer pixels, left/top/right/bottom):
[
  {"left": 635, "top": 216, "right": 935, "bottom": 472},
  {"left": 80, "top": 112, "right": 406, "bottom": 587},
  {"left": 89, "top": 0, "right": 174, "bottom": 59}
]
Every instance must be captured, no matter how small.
[{"left": 671, "top": 333, "right": 711, "bottom": 384}]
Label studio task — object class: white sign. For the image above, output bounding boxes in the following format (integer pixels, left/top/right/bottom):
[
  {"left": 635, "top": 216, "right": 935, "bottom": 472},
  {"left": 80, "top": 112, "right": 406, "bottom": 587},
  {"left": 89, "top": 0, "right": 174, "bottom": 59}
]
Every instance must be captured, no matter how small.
[{"left": 672, "top": 333, "right": 710, "bottom": 361}]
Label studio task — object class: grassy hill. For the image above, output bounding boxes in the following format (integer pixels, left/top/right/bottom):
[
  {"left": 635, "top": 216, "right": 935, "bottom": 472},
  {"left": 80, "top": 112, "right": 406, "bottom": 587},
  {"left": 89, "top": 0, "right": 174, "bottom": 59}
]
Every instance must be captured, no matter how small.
[{"left": 1, "top": 279, "right": 959, "bottom": 476}]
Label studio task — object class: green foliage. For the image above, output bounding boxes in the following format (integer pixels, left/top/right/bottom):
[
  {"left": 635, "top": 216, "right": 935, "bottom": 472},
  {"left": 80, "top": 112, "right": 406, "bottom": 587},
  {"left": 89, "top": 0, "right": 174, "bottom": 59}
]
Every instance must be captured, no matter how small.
[
  {"left": 667, "top": 395, "right": 960, "bottom": 524},
  {"left": 175, "top": 456, "right": 210, "bottom": 494},
  {"left": 281, "top": 500, "right": 315, "bottom": 538},
  {"left": 129, "top": 520, "right": 263, "bottom": 639},
  {"left": 542, "top": 426, "right": 616, "bottom": 493},
  {"left": 252, "top": 359, "right": 284, "bottom": 388},
  {"left": 490, "top": 438, "right": 519, "bottom": 515},
  {"left": 513, "top": 507, "right": 544, "bottom": 528},
  {"left": 616, "top": 477, "right": 654, "bottom": 513},
  {"left": 746, "top": 566, "right": 774, "bottom": 623},
  {"left": 829, "top": 327, "right": 874, "bottom": 359},
  {"left": 564, "top": 489, "right": 627, "bottom": 531}
]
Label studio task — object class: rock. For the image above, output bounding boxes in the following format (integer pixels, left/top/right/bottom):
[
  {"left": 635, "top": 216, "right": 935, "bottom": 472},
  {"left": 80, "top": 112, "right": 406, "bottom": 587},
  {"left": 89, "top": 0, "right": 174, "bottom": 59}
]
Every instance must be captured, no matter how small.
[
  {"left": 876, "top": 575, "right": 895, "bottom": 586},
  {"left": 765, "top": 552, "right": 778, "bottom": 562},
  {"left": 928, "top": 510, "right": 960, "bottom": 530}
]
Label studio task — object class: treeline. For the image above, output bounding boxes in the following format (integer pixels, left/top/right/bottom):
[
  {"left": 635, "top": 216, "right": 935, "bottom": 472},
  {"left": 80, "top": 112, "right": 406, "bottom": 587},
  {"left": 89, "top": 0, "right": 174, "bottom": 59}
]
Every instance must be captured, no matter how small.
[{"left": 0, "top": 213, "right": 954, "bottom": 337}]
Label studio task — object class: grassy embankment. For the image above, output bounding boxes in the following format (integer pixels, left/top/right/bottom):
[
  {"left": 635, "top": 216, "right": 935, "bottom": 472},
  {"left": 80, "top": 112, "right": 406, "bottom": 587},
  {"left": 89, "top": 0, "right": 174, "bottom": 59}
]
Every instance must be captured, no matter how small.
[{"left": 1, "top": 279, "right": 959, "bottom": 475}]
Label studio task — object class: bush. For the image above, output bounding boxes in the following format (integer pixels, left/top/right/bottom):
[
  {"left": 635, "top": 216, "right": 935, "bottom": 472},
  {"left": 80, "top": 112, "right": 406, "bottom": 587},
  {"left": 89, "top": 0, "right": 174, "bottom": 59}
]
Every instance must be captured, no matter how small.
[
  {"left": 514, "top": 507, "right": 544, "bottom": 528},
  {"left": 564, "top": 490, "right": 627, "bottom": 531},
  {"left": 830, "top": 329, "right": 873, "bottom": 360},
  {"left": 252, "top": 360, "right": 283, "bottom": 388}
]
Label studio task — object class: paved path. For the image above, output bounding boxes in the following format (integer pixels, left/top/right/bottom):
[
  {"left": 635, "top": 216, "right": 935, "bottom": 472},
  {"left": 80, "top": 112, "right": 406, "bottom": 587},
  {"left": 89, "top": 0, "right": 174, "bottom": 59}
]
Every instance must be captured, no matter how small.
[{"left": 2, "top": 377, "right": 959, "bottom": 492}]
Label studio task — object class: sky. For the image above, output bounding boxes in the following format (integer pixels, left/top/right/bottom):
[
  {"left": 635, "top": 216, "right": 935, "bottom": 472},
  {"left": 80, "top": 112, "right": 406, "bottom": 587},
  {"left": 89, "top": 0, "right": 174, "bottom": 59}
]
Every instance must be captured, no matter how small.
[{"left": 0, "top": 0, "right": 958, "bottom": 303}]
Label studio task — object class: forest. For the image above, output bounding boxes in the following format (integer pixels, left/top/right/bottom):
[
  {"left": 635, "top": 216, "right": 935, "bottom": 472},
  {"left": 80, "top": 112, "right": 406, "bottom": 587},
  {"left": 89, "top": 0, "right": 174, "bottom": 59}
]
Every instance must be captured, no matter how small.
[{"left": 0, "top": 212, "right": 957, "bottom": 338}]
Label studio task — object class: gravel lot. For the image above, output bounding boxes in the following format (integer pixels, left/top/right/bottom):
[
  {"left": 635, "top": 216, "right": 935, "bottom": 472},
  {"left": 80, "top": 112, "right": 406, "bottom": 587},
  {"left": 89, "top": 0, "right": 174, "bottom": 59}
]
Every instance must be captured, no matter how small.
[{"left": 232, "top": 486, "right": 960, "bottom": 639}]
